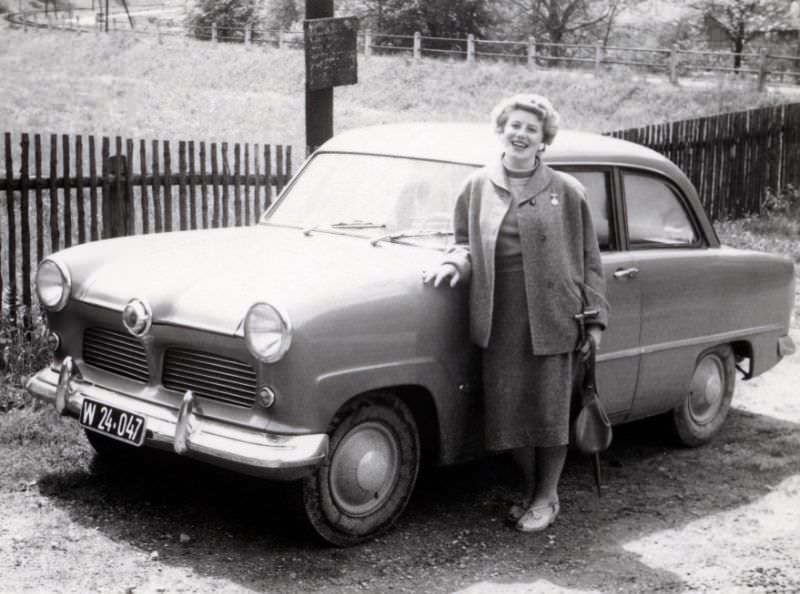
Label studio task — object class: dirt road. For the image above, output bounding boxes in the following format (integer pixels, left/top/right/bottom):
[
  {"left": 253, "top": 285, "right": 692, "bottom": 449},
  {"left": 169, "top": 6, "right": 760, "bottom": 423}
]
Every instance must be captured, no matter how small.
[{"left": 1, "top": 329, "right": 799, "bottom": 593}]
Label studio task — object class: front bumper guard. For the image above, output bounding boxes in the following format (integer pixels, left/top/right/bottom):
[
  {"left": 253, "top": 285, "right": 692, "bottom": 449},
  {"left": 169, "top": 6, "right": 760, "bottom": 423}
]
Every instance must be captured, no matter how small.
[{"left": 27, "top": 357, "right": 328, "bottom": 479}]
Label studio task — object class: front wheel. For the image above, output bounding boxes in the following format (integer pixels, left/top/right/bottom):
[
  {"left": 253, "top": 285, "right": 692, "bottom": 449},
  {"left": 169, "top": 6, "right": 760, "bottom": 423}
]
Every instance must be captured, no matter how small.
[
  {"left": 670, "top": 344, "right": 735, "bottom": 447},
  {"left": 302, "top": 393, "right": 420, "bottom": 546}
]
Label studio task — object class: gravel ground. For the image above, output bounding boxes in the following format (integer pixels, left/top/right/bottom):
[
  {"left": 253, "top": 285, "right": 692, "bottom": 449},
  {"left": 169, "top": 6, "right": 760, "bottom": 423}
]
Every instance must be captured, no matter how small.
[{"left": 2, "top": 327, "right": 798, "bottom": 594}]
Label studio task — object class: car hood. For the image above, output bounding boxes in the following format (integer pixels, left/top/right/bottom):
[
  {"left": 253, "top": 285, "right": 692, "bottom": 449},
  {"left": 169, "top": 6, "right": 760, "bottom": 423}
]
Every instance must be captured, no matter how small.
[{"left": 59, "top": 225, "right": 439, "bottom": 335}]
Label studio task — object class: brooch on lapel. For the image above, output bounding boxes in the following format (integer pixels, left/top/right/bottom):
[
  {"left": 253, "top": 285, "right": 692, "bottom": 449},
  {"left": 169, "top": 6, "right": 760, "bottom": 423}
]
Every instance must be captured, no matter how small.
[{"left": 550, "top": 192, "right": 559, "bottom": 206}]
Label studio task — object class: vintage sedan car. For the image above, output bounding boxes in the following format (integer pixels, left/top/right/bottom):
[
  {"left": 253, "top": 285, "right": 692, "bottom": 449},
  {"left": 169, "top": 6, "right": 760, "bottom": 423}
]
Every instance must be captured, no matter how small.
[{"left": 28, "top": 123, "right": 795, "bottom": 546}]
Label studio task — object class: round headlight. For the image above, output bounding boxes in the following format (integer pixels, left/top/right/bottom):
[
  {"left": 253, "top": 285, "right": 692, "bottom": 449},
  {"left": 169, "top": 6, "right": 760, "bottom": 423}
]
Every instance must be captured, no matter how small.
[
  {"left": 35, "top": 259, "right": 71, "bottom": 311},
  {"left": 244, "top": 302, "right": 292, "bottom": 363}
]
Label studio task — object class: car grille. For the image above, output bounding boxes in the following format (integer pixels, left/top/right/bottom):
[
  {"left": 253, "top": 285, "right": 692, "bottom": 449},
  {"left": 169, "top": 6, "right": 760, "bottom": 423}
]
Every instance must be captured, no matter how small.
[
  {"left": 83, "top": 327, "right": 149, "bottom": 383},
  {"left": 162, "top": 348, "right": 257, "bottom": 408}
]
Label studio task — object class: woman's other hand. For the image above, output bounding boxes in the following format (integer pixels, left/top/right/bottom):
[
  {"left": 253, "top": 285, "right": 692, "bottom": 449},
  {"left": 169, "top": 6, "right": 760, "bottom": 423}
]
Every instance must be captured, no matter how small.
[
  {"left": 578, "top": 326, "right": 603, "bottom": 362},
  {"left": 422, "top": 263, "right": 461, "bottom": 288},
  {"left": 588, "top": 325, "right": 603, "bottom": 351}
]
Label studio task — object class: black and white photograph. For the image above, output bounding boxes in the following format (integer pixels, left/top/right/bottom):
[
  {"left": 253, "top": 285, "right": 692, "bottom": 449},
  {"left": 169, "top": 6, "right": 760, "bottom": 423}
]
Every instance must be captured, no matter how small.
[{"left": 1, "top": 0, "right": 799, "bottom": 591}]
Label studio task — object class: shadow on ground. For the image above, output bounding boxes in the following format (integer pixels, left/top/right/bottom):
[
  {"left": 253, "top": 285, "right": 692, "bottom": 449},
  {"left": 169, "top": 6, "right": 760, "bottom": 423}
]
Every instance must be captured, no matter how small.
[{"left": 36, "top": 407, "right": 800, "bottom": 593}]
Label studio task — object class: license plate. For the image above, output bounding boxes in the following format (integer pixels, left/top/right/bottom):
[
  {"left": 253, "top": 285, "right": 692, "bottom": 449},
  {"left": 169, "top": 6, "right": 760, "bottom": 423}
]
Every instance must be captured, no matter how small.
[{"left": 80, "top": 398, "right": 146, "bottom": 447}]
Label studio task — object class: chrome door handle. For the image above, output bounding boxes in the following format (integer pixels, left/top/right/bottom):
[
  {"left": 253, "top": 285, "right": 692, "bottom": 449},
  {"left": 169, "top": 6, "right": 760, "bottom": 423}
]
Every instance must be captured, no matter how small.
[{"left": 613, "top": 267, "right": 639, "bottom": 279}]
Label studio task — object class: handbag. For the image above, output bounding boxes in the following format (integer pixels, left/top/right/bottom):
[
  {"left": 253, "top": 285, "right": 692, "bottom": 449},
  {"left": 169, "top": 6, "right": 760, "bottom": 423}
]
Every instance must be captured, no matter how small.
[
  {"left": 571, "top": 311, "right": 613, "bottom": 496},
  {"left": 571, "top": 338, "right": 613, "bottom": 455}
]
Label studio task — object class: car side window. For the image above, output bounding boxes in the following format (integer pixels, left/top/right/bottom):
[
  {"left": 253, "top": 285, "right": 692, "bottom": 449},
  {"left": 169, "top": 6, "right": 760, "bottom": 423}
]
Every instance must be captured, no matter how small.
[
  {"left": 561, "top": 169, "right": 612, "bottom": 251},
  {"left": 623, "top": 172, "right": 698, "bottom": 248}
]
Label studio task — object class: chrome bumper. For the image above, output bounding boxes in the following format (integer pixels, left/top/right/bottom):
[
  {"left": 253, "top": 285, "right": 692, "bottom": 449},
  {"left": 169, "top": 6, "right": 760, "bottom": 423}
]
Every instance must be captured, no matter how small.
[{"left": 26, "top": 357, "right": 328, "bottom": 479}]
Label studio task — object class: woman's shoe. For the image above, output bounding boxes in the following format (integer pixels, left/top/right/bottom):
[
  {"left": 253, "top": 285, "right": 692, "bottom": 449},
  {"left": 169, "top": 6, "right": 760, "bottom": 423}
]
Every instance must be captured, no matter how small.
[
  {"left": 506, "top": 501, "right": 531, "bottom": 524},
  {"left": 515, "top": 501, "right": 560, "bottom": 533}
]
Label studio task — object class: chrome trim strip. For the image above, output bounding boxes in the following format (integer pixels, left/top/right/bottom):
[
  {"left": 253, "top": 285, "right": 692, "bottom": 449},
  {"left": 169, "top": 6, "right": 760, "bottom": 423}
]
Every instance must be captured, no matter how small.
[
  {"left": 639, "top": 324, "right": 786, "bottom": 355},
  {"left": 596, "top": 324, "right": 786, "bottom": 362},
  {"left": 26, "top": 367, "right": 328, "bottom": 474}
]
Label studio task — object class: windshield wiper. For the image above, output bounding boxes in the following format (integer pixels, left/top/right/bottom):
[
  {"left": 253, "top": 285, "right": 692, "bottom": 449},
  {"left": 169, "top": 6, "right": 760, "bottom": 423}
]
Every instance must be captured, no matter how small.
[
  {"left": 370, "top": 230, "right": 454, "bottom": 247},
  {"left": 303, "top": 221, "right": 386, "bottom": 236}
]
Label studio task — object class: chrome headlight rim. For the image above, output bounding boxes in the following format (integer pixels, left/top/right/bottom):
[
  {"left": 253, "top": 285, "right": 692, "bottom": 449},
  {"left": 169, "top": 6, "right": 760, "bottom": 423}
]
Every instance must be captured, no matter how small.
[
  {"left": 244, "top": 302, "right": 293, "bottom": 363},
  {"left": 35, "top": 258, "right": 71, "bottom": 312}
]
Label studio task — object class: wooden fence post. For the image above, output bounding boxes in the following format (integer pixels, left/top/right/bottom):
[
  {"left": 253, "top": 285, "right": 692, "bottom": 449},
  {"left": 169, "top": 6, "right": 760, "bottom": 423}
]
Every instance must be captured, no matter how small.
[
  {"left": 527, "top": 36, "right": 537, "bottom": 69},
  {"left": 467, "top": 34, "right": 475, "bottom": 64},
  {"left": 156, "top": 21, "right": 162, "bottom": 44},
  {"left": 211, "top": 22, "right": 217, "bottom": 44},
  {"left": 364, "top": 28, "right": 371, "bottom": 58},
  {"left": 594, "top": 42, "right": 602, "bottom": 76},
  {"left": 413, "top": 31, "right": 421, "bottom": 61},
  {"left": 279, "top": 29, "right": 286, "bottom": 49},
  {"left": 669, "top": 44, "right": 679, "bottom": 84},
  {"left": 102, "top": 154, "right": 129, "bottom": 239},
  {"left": 758, "top": 48, "right": 768, "bottom": 91},
  {"left": 245, "top": 24, "right": 252, "bottom": 48}
]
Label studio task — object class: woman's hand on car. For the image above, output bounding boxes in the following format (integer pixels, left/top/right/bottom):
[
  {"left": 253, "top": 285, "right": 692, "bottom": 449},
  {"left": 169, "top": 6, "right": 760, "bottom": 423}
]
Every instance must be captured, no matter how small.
[{"left": 423, "top": 263, "right": 461, "bottom": 288}]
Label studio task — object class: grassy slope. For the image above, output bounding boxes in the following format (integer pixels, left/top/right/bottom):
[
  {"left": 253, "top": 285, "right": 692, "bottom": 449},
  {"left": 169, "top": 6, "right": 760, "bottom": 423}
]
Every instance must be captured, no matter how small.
[{"left": 0, "top": 27, "right": 794, "bottom": 153}]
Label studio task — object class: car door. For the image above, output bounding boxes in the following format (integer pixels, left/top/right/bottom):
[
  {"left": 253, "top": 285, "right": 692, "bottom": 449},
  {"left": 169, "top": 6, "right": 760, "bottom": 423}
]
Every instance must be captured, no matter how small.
[
  {"left": 563, "top": 168, "right": 642, "bottom": 419},
  {"left": 620, "top": 169, "right": 714, "bottom": 418}
]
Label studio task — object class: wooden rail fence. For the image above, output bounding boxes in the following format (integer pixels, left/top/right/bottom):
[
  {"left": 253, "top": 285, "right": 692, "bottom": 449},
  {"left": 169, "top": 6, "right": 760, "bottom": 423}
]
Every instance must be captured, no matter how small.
[
  {"left": 607, "top": 102, "right": 800, "bottom": 221},
  {"left": 1, "top": 132, "right": 292, "bottom": 328}
]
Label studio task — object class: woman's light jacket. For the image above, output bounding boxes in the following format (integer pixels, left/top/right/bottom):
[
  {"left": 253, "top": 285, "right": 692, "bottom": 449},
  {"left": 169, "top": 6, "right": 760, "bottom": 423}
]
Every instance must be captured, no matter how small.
[{"left": 443, "top": 156, "right": 609, "bottom": 355}]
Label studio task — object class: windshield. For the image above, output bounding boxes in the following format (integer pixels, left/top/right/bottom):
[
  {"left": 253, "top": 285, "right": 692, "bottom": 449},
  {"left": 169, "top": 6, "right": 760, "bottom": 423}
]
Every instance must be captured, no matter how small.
[{"left": 263, "top": 153, "right": 476, "bottom": 246}]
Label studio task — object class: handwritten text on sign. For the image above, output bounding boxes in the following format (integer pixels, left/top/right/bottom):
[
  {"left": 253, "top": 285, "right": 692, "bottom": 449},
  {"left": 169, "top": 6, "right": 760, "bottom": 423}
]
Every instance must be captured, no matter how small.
[{"left": 304, "top": 17, "right": 358, "bottom": 91}]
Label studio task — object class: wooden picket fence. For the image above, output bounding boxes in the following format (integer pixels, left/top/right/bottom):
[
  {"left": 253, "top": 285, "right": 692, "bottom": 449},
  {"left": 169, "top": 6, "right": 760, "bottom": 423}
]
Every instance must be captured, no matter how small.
[
  {"left": 0, "top": 132, "right": 292, "bottom": 328},
  {"left": 3, "top": 104, "right": 800, "bottom": 328},
  {"left": 608, "top": 102, "right": 800, "bottom": 221}
]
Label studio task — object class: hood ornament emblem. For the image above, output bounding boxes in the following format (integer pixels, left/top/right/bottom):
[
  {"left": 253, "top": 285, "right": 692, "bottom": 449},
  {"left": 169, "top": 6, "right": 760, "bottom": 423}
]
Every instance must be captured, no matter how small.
[{"left": 122, "top": 298, "right": 153, "bottom": 337}]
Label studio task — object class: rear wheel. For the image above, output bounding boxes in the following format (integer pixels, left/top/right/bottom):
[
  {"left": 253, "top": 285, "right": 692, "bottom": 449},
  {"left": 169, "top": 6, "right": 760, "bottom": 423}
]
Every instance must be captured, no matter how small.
[
  {"left": 302, "top": 393, "right": 420, "bottom": 546},
  {"left": 670, "top": 344, "right": 735, "bottom": 447}
]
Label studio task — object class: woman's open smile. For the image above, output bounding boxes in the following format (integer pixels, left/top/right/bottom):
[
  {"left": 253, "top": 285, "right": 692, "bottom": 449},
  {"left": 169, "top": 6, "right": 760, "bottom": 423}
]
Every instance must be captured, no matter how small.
[{"left": 501, "top": 108, "right": 545, "bottom": 169}]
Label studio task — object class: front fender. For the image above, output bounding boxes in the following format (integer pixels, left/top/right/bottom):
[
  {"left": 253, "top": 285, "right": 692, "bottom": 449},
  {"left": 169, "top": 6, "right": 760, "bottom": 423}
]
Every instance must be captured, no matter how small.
[{"left": 313, "top": 357, "right": 480, "bottom": 465}]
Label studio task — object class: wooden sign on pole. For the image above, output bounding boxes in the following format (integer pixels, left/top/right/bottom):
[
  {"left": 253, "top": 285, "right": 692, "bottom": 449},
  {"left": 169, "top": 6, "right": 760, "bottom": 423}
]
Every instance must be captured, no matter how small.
[
  {"left": 303, "top": 6, "right": 358, "bottom": 154},
  {"left": 304, "top": 17, "right": 358, "bottom": 91}
]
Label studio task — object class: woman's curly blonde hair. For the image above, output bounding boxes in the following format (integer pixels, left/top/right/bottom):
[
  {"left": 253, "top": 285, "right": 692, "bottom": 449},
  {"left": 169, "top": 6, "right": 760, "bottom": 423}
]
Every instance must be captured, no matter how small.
[{"left": 491, "top": 93, "right": 561, "bottom": 146}]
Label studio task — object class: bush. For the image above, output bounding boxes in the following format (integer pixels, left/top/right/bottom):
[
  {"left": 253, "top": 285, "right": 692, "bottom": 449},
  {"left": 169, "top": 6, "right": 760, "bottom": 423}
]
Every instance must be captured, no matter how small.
[
  {"left": 762, "top": 184, "right": 800, "bottom": 219},
  {"left": 185, "top": 0, "right": 268, "bottom": 42},
  {"left": 1, "top": 314, "right": 53, "bottom": 411}
]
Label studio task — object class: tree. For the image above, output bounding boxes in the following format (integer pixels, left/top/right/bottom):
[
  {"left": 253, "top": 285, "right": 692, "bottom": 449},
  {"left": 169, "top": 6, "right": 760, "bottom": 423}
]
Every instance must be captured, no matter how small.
[
  {"left": 185, "top": 0, "right": 269, "bottom": 41},
  {"left": 694, "top": 0, "right": 787, "bottom": 69},
  {"left": 502, "top": 0, "right": 615, "bottom": 52},
  {"left": 359, "top": 0, "right": 493, "bottom": 38},
  {"left": 265, "top": 0, "right": 300, "bottom": 30}
]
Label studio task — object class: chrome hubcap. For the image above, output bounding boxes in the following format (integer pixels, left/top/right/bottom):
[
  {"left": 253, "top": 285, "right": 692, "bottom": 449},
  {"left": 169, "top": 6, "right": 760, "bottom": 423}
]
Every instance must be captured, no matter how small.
[
  {"left": 329, "top": 422, "right": 399, "bottom": 517},
  {"left": 688, "top": 354, "right": 725, "bottom": 425}
]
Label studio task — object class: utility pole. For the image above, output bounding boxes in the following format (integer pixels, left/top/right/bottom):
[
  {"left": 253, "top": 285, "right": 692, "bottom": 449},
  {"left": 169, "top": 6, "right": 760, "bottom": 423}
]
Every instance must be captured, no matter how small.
[{"left": 305, "top": 0, "right": 334, "bottom": 153}]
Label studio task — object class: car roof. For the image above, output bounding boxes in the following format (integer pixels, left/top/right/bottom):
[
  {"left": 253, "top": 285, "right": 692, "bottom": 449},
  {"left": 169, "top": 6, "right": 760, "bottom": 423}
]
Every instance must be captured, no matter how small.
[
  {"left": 315, "top": 122, "right": 716, "bottom": 247},
  {"left": 318, "top": 122, "right": 671, "bottom": 170}
]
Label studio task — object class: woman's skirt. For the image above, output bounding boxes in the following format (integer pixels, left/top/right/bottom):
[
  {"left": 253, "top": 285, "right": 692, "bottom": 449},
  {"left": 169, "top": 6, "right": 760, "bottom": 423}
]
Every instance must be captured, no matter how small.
[{"left": 482, "top": 264, "right": 577, "bottom": 451}]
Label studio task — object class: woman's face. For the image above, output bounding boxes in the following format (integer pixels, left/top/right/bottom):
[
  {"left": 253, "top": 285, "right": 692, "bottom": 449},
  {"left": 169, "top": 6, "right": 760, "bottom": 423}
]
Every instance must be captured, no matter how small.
[{"left": 500, "top": 108, "right": 544, "bottom": 168}]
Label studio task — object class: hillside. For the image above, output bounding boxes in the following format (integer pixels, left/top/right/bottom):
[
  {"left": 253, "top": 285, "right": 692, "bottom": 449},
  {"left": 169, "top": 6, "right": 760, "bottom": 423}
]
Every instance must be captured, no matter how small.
[{"left": 0, "top": 26, "right": 794, "bottom": 152}]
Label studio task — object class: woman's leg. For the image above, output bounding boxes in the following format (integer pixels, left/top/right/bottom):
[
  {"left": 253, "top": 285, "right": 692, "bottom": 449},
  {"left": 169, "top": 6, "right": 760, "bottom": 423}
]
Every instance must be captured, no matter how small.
[
  {"left": 510, "top": 446, "right": 536, "bottom": 502},
  {"left": 515, "top": 445, "right": 567, "bottom": 532},
  {"left": 532, "top": 445, "right": 568, "bottom": 506}
]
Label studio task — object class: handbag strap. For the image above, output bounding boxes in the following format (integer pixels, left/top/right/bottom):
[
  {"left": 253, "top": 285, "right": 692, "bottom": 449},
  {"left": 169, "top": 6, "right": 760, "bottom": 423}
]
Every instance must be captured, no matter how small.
[{"left": 581, "top": 337, "right": 598, "bottom": 407}]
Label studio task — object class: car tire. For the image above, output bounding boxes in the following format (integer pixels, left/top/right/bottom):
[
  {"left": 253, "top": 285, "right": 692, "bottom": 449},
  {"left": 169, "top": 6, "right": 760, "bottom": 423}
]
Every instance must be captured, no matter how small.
[
  {"left": 670, "top": 344, "right": 735, "bottom": 447},
  {"left": 302, "top": 393, "right": 420, "bottom": 547}
]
